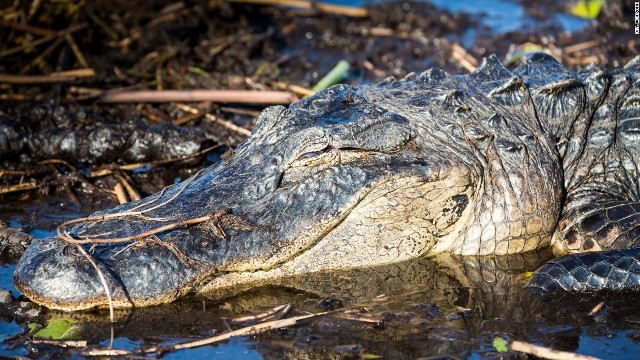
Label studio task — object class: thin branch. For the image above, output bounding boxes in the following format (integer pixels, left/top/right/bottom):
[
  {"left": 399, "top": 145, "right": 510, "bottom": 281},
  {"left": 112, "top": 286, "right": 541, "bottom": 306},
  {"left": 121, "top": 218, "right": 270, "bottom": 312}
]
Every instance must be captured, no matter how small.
[
  {"left": 74, "top": 245, "right": 115, "bottom": 322},
  {"left": 28, "top": 339, "right": 87, "bottom": 348},
  {"left": 0, "top": 182, "right": 39, "bottom": 195},
  {"left": 99, "top": 89, "right": 296, "bottom": 105},
  {"left": 227, "top": 0, "right": 368, "bottom": 17},
  {"left": 178, "top": 104, "right": 253, "bottom": 136},
  {"left": 88, "top": 144, "right": 222, "bottom": 177},
  {"left": 0, "top": 69, "right": 95, "bottom": 84},
  {"left": 0, "top": 20, "right": 55, "bottom": 36},
  {"left": 511, "top": 340, "right": 601, "bottom": 360},
  {"left": 0, "top": 23, "right": 87, "bottom": 59},
  {"left": 145, "top": 311, "right": 329, "bottom": 353}
]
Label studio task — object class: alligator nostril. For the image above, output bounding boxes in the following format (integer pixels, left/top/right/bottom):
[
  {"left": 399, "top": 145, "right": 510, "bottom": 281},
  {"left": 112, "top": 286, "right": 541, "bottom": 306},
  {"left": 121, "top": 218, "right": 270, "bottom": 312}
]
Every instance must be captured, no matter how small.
[{"left": 497, "top": 140, "right": 524, "bottom": 154}]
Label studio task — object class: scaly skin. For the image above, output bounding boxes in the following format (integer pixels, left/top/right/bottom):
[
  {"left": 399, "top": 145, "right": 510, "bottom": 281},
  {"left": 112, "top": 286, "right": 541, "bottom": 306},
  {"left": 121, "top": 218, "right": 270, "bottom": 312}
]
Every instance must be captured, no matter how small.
[{"left": 12, "top": 53, "right": 640, "bottom": 310}]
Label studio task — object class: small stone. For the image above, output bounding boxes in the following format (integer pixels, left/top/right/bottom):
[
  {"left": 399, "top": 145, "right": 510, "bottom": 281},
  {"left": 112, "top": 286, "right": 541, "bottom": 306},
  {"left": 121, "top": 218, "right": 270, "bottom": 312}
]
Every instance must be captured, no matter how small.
[{"left": 0, "top": 290, "right": 14, "bottom": 304}]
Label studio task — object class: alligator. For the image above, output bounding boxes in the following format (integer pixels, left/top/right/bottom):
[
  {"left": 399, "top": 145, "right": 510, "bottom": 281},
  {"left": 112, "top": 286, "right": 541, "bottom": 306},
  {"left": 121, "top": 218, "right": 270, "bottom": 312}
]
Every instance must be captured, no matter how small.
[{"left": 12, "top": 53, "right": 640, "bottom": 311}]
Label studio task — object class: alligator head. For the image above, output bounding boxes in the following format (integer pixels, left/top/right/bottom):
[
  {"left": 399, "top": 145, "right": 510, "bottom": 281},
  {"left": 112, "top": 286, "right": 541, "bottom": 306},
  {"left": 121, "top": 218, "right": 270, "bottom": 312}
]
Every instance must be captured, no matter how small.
[{"left": 14, "top": 56, "right": 565, "bottom": 310}]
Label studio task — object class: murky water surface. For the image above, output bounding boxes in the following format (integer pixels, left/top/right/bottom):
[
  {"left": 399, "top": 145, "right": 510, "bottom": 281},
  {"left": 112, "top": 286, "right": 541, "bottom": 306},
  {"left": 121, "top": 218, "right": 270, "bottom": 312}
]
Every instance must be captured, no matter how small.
[{"left": 0, "top": 0, "right": 635, "bottom": 358}]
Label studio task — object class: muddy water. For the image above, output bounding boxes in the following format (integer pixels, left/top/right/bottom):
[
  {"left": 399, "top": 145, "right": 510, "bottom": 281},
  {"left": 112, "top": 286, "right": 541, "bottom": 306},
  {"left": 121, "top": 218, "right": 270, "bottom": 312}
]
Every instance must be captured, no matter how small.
[
  {"left": 1, "top": 0, "right": 639, "bottom": 358},
  {"left": 3, "top": 207, "right": 640, "bottom": 358}
]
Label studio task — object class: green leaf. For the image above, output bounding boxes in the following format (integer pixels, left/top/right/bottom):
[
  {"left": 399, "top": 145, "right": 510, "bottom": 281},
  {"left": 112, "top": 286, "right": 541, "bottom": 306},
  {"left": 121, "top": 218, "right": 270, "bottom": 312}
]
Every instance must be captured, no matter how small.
[
  {"left": 363, "top": 354, "right": 382, "bottom": 359},
  {"left": 188, "top": 66, "right": 210, "bottom": 78},
  {"left": 523, "top": 271, "right": 534, "bottom": 279},
  {"left": 31, "top": 318, "right": 80, "bottom": 340},
  {"left": 310, "top": 60, "right": 350, "bottom": 94},
  {"left": 570, "top": 0, "right": 604, "bottom": 19},
  {"left": 493, "top": 336, "right": 509, "bottom": 353},
  {"left": 505, "top": 43, "right": 553, "bottom": 65}
]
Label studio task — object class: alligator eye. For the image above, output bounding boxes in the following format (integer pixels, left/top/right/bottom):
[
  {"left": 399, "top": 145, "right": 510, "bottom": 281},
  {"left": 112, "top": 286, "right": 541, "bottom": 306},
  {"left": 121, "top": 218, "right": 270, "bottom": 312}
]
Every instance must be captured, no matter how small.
[
  {"left": 299, "top": 151, "right": 321, "bottom": 159},
  {"left": 294, "top": 144, "right": 331, "bottom": 162}
]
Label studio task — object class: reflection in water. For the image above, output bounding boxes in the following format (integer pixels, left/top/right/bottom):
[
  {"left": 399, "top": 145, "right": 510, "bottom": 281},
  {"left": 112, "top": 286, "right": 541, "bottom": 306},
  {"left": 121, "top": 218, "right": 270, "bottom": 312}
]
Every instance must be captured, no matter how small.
[{"left": 6, "top": 249, "right": 639, "bottom": 358}]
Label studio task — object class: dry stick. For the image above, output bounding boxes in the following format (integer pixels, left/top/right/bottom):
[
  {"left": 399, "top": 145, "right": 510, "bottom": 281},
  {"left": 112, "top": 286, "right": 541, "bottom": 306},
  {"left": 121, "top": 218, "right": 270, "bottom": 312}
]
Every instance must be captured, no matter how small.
[
  {"left": 0, "top": 169, "right": 41, "bottom": 177},
  {"left": 74, "top": 245, "right": 115, "bottom": 323},
  {"left": 89, "top": 144, "right": 222, "bottom": 177},
  {"left": 20, "top": 37, "right": 64, "bottom": 74},
  {"left": 0, "top": 182, "right": 39, "bottom": 195},
  {"left": 0, "top": 23, "right": 87, "bottom": 59},
  {"left": 172, "top": 109, "right": 206, "bottom": 126},
  {"left": 59, "top": 214, "right": 214, "bottom": 245},
  {"left": 0, "top": 73, "right": 78, "bottom": 84},
  {"left": 99, "top": 89, "right": 296, "bottom": 105},
  {"left": 81, "top": 348, "right": 133, "bottom": 356},
  {"left": 40, "top": 158, "right": 78, "bottom": 171},
  {"left": 0, "top": 20, "right": 55, "bottom": 36},
  {"left": 451, "top": 43, "right": 478, "bottom": 72},
  {"left": 113, "top": 183, "right": 129, "bottom": 204},
  {"left": 220, "top": 106, "right": 262, "bottom": 117},
  {"left": 145, "top": 311, "right": 329, "bottom": 353},
  {"left": 56, "top": 168, "right": 208, "bottom": 243},
  {"left": 511, "top": 341, "right": 601, "bottom": 360},
  {"left": 588, "top": 301, "right": 605, "bottom": 316},
  {"left": 50, "top": 68, "right": 95, "bottom": 78},
  {"left": 273, "top": 81, "right": 314, "bottom": 97},
  {"left": 64, "top": 33, "right": 89, "bottom": 68},
  {"left": 28, "top": 340, "right": 87, "bottom": 348},
  {"left": 177, "top": 104, "right": 253, "bottom": 137},
  {"left": 564, "top": 39, "right": 600, "bottom": 54},
  {"left": 116, "top": 172, "right": 141, "bottom": 201},
  {"left": 0, "top": 69, "right": 94, "bottom": 84},
  {"left": 231, "top": 304, "right": 291, "bottom": 323},
  {"left": 227, "top": 0, "right": 368, "bottom": 17}
]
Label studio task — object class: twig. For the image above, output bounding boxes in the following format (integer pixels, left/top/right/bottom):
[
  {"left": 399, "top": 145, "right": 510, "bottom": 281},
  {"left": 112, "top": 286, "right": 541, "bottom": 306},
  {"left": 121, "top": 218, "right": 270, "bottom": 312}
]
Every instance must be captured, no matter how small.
[
  {"left": 172, "top": 109, "right": 206, "bottom": 126},
  {"left": 0, "top": 20, "right": 55, "bottom": 36},
  {"left": 28, "top": 339, "right": 87, "bottom": 348},
  {"left": 231, "top": 304, "right": 291, "bottom": 323},
  {"left": 59, "top": 214, "right": 214, "bottom": 245},
  {"left": 50, "top": 69, "right": 96, "bottom": 78},
  {"left": 588, "top": 301, "right": 605, "bottom": 316},
  {"left": 451, "top": 43, "right": 478, "bottom": 72},
  {"left": 80, "top": 348, "right": 134, "bottom": 356},
  {"left": 220, "top": 106, "right": 261, "bottom": 117},
  {"left": 273, "top": 81, "right": 314, "bottom": 97},
  {"left": 178, "top": 104, "right": 252, "bottom": 136},
  {"left": 116, "top": 172, "right": 141, "bottom": 201},
  {"left": 88, "top": 144, "right": 223, "bottom": 177},
  {"left": 0, "top": 69, "right": 95, "bottom": 84},
  {"left": 85, "top": 10, "right": 119, "bottom": 41},
  {"left": 511, "top": 340, "right": 601, "bottom": 360},
  {"left": 0, "top": 23, "right": 87, "bottom": 59},
  {"left": 226, "top": 0, "right": 368, "bottom": 17},
  {"left": 0, "top": 169, "right": 42, "bottom": 177},
  {"left": 564, "top": 40, "right": 600, "bottom": 54},
  {"left": 114, "top": 183, "right": 129, "bottom": 204},
  {"left": 75, "top": 245, "right": 115, "bottom": 322},
  {"left": 144, "top": 311, "right": 329, "bottom": 353},
  {"left": 0, "top": 182, "right": 39, "bottom": 195},
  {"left": 64, "top": 33, "right": 90, "bottom": 68},
  {"left": 20, "top": 38, "right": 65, "bottom": 74},
  {"left": 99, "top": 89, "right": 296, "bottom": 104}
]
